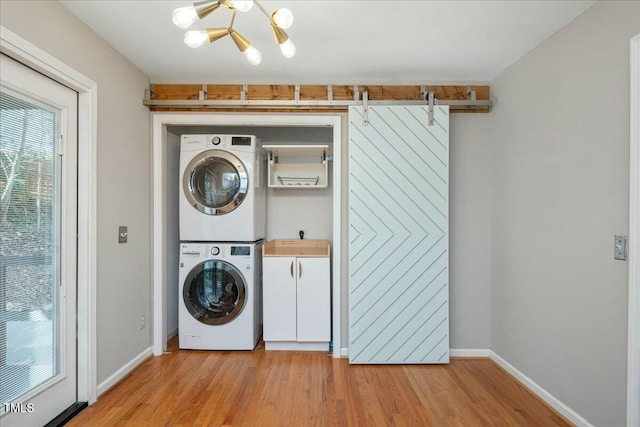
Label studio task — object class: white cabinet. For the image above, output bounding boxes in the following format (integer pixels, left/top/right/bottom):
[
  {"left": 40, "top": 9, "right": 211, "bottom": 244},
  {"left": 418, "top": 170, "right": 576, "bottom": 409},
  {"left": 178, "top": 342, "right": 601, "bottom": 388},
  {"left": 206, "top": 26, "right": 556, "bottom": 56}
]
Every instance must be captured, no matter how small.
[
  {"left": 262, "top": 240, "right": 330, "bottom": 351},
  {"left": 263, "top": 256, "right": 297, "bottom": 341},
  {"left": 262, "top": 145, "right": 328, "bottom": 189},
  {"left": 296, "top": 258, "right": 330, "bottom": 342}
]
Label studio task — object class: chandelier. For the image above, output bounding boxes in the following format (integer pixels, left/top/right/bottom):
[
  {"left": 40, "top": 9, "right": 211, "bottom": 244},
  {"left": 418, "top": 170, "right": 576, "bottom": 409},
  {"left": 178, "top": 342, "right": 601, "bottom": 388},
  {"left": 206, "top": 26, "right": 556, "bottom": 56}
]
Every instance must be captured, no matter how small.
[{"left": 172, "top": 0, "right": 295, "bottom": 66}]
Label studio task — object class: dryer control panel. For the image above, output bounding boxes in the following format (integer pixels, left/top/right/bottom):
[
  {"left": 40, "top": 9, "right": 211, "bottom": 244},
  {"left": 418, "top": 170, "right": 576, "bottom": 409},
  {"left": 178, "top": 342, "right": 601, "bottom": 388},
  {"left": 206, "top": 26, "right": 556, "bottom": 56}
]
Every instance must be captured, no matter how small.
[
  {"left": 232, "top": 136, "right": 252, "bottom": 146},
  {"left": 181, "top": 243, "right": 253, "bottom": 259}
]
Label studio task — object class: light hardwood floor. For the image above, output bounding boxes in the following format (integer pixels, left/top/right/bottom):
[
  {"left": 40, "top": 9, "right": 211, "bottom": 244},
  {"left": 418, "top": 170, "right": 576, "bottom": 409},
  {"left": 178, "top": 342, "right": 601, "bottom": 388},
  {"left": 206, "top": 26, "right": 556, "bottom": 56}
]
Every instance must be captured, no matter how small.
[{"left": 68, "top": 339, "right": 571, "bottom": 426}]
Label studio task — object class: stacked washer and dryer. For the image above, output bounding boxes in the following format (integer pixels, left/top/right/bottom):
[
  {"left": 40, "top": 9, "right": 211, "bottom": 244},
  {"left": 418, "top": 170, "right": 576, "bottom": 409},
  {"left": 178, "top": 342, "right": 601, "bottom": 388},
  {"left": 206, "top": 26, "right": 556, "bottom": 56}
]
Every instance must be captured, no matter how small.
[{"left": 178, "top": 134, "right": 266, "bottom": 350}]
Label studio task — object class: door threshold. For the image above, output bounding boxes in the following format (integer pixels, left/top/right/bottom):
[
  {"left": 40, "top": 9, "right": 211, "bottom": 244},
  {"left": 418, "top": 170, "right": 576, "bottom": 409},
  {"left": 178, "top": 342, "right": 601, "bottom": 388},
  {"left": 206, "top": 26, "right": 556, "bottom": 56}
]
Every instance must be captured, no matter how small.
[{"left": 44, "top": 402, "right": 88, "bottom": 427}]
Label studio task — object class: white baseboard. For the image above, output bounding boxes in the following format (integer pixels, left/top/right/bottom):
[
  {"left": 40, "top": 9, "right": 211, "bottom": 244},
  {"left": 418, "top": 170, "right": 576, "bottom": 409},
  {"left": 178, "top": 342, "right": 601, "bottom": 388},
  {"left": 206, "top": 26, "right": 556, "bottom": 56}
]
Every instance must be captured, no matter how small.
[
  {"left": 340, "top": 347, "right": 349, "bottom": 357},
  {"left": 167, "top": 327, "right": 178, "bottom": 340},
  {"left": 97, "top": 346, "right": 152, "bottom": 397},
  {"left": 489, "top": 351, "right": 593, "bottom": 427},
  {"left": 265, "top": 341, "right": 329, "bottom": 351},
  {"left": 450, "top": 349, "right": 490, "bottom": 358}
]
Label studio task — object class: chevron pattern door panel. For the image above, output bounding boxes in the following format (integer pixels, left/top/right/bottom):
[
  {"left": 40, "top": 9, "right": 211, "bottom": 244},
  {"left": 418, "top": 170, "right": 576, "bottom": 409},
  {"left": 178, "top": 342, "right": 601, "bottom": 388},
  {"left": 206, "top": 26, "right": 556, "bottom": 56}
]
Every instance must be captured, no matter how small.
[{"left": 348, "top": 105, "right": 449, "bottom": 364}]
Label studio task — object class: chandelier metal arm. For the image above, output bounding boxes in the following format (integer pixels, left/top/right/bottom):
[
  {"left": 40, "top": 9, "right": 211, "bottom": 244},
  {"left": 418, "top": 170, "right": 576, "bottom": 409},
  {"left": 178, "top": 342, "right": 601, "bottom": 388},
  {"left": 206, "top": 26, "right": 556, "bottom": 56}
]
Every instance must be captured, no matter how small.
[
  {"left": 228, "top": 9, "right": 238, "bottom": 30},
  {"left": 253, "top": 1, "right": 271, "bottom": 20}
]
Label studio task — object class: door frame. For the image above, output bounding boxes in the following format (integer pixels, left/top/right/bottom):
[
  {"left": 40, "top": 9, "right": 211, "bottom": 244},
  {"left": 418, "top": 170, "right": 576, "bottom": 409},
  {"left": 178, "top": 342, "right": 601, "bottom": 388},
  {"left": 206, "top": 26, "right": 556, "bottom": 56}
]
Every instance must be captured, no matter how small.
[
  {"left": 151, "top": 113, "right": 343, "bottom": 358},
  {"left": 627, "top": 33, "right": 640, "bottom": 427},
  {"left": 0, "top": 26, "right": 98, "bottom": 404}
]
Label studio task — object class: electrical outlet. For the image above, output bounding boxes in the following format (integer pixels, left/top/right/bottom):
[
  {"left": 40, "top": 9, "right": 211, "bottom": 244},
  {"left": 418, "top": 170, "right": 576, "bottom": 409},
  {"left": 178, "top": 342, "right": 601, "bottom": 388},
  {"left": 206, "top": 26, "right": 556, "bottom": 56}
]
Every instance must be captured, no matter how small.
[
  {"left": 614, "top": 235, "right": 628, "bottom": 260},
  {"left": 119, "top": 226, "right": 128, "bottom": 244},
  {"left": 139, "top": 314, "right": 145, "bottom": 330}
]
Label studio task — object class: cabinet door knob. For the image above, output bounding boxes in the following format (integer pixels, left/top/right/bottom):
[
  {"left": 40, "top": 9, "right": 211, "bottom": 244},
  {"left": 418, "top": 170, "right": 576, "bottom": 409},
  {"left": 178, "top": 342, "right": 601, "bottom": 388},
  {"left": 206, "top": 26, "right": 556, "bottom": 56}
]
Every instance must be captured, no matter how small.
[{"left": 290, "top": 260, "right": 294, "bottom": 278}]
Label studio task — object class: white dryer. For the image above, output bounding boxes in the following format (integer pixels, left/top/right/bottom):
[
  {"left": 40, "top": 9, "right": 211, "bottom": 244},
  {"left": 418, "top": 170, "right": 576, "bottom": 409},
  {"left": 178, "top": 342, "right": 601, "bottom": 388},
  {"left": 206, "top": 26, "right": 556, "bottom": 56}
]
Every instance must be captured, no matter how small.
[
  {"left": 179, "top": 134, "right": 266, "bottom": 242},
  {"left": 178, "top": 242, "right": 262, "bottom": 350}
]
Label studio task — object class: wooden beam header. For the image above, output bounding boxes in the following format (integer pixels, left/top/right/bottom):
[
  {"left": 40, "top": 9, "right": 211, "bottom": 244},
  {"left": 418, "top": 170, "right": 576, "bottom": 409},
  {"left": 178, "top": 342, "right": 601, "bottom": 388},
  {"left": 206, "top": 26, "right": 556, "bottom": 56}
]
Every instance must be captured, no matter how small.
[{"left": 144, "top": 84, "right": 491, "bottom": 113}]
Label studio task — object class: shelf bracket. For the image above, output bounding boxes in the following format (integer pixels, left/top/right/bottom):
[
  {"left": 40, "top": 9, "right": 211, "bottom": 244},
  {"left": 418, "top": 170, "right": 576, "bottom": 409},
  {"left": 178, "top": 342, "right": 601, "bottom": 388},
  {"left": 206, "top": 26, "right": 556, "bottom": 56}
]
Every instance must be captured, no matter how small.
[
  {"left": 327, "top": 85, "right": 333, "bottom": 102},
  {"left": 428, "top": 91, "right": 435, "bottom": 126},
  {"left": 362, "top": 90, "right": 369, "bottom": 126},
  {"left": 420, "top": 85, "right": 427, "bottom": 101},
  {"left": 353, "top": 84, "right": 360, "bottom": 101},
  {"left": 294, "top": 84, "right": 300, "bottom": 102}
]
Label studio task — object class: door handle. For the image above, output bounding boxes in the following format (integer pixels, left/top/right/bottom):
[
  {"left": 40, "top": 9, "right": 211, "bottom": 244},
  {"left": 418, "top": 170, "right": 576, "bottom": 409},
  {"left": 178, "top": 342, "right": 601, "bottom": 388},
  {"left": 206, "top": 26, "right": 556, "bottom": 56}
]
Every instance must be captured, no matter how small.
[
  {"left": 290, "top": 260, "right": 294, "bottom": 278},
  {"left": 299, "top": 261, "right": 302, "bottom": 279}
]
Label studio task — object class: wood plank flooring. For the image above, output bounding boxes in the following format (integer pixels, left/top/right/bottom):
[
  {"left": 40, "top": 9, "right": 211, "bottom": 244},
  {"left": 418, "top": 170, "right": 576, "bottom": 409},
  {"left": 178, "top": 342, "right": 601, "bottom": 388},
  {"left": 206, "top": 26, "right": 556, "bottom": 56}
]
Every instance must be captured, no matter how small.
[{"left": 68, "top": 339, "right": 572, "bottom": 426}]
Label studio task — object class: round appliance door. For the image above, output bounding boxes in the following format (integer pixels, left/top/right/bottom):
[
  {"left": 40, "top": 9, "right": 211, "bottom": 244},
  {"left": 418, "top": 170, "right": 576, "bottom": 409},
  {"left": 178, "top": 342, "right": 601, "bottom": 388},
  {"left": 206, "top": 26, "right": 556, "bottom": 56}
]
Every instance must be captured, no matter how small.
[
  {"left": 183, "top": 150, "right": 248, "bottom": 215},
  {"left": 183, "top": 260, "right": 247, "bottom": 325}
]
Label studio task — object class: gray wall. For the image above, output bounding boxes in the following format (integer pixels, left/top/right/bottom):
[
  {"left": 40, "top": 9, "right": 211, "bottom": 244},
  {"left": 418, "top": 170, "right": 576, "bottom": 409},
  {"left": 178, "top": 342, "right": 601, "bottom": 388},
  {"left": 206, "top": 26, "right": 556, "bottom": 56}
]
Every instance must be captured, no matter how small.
[
  {"left": 0, "top": 1, "right": 152, "bottom": 385},
  {"left": 490, "top": 2, "right": 639, "bottom": 425},
  {"left": 449, "top": 114, "right": 492, "bottom": 349}
]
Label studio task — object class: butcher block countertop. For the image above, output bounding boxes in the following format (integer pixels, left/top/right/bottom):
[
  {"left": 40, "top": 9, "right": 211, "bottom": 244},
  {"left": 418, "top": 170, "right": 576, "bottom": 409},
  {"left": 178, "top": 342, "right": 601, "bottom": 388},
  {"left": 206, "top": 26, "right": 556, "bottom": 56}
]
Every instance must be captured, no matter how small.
[{"left": 262, "top": 239, "right": 331, "bottom": 258}]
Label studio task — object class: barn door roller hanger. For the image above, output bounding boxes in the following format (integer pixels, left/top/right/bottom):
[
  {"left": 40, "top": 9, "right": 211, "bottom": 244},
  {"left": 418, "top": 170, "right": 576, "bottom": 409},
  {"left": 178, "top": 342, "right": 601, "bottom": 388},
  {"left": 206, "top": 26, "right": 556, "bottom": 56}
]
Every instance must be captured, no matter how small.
[{"left": 361, "top": 88, "right": 437, "bottom": 126}]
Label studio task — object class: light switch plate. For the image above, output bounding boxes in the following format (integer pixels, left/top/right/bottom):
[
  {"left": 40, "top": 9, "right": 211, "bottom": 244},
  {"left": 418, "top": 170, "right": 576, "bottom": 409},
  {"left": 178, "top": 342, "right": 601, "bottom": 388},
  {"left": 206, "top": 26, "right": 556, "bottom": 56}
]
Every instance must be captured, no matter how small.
[
  {"left": 614, "top": 235, "right": 627, "bottom": 260},
  {"left": 119, "top": 226, "right": 128, "bottom": 244}
]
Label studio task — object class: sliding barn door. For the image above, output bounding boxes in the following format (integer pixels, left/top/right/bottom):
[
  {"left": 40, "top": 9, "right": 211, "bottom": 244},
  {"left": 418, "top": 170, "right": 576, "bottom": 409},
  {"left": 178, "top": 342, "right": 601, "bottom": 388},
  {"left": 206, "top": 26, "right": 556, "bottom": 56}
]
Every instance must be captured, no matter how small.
[{"left": 348, "top": 105, "right": 449, "bottom": 364}]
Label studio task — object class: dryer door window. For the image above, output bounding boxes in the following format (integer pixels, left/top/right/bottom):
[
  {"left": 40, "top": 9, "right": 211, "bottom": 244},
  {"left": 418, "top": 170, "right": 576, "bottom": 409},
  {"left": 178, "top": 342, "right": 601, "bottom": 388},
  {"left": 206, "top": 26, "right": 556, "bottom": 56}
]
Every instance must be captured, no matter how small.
[
  {"left": 183, "top": 150, "right": 248, "bottom": 215},
  {"left": 183, "top": 260, "right": 247, "bottom": 325}
]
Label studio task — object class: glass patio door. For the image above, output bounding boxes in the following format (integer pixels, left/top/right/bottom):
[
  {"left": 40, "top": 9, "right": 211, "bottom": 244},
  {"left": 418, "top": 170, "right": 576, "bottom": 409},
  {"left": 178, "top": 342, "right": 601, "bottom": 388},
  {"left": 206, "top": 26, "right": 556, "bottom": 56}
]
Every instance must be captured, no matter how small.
[{"left": 0, "top": 54, "right": 78, "bottom": 426}]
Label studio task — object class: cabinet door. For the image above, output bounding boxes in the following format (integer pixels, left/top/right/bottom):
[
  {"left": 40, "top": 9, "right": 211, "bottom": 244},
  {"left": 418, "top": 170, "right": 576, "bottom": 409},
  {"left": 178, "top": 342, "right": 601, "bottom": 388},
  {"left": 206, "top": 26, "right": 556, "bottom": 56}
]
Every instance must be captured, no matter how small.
[
  {"left": 297, "top": 258, "right": 330, "bottom": 342},
  {"left": 263, "top": 257, "right": 297, "bottom": 341}
]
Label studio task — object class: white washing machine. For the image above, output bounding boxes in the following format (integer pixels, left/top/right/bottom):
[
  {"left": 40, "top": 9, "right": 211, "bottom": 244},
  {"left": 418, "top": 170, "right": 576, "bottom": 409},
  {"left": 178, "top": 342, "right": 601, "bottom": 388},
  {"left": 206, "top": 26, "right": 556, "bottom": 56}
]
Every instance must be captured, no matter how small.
[
  {"left": 179, "top": 134, "right": 266, "bottom": 242},
  {"left": 178, "top": 242, "right": 262, "bottom": 350}
]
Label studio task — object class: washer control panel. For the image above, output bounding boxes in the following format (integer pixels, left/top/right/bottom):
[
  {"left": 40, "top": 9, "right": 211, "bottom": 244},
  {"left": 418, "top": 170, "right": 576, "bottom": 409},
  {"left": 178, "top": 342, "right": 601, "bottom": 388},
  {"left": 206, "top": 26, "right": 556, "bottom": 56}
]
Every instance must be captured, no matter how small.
[{"left": 180, "top": 134, "right": 257, "bottom": 153}]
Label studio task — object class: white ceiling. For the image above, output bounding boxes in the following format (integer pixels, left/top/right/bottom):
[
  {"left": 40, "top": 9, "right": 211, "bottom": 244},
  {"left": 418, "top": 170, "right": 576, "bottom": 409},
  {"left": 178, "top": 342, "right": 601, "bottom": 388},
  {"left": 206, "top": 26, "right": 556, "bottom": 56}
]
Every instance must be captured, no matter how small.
[{"left": 60, "top": 0, "right": 595, "bottom": 84}]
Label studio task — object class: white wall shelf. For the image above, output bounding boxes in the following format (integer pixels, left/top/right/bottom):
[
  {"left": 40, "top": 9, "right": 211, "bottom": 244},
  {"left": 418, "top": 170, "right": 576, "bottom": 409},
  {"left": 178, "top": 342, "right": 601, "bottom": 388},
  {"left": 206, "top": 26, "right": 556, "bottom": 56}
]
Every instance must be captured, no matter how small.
[{"left": 263, "top": 144, "right": 329, "bottom": 189}]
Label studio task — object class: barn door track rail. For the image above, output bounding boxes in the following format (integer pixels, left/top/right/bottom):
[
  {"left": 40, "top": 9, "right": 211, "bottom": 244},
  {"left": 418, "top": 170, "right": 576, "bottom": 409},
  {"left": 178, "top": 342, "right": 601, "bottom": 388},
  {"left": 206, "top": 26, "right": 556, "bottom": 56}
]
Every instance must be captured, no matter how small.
[{"left": 143, "top": 84, "right": 492, "bottom": 114}]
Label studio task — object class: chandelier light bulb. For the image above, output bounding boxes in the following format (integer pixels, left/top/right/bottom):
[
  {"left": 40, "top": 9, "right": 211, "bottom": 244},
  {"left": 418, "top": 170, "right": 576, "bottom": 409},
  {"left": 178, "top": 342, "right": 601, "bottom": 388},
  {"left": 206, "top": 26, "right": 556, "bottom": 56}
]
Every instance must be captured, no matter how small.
[
  {"left": 184, "top": 30, "right": 211, "bottom": 48},
  {"left": 229, "top": 1, "right": 254, "bottom": 12},
  {"left": 279, "top": 38, "right": 296, "bottom": 58},
  {"left": 243, "top": 45, "right": 262, "bottom": 65},
  {"left": 172, "top": 6, "right": 200, "bottom": 29},
  {"left": 272, "top": 8, "right": 293, "bottom": 29}
]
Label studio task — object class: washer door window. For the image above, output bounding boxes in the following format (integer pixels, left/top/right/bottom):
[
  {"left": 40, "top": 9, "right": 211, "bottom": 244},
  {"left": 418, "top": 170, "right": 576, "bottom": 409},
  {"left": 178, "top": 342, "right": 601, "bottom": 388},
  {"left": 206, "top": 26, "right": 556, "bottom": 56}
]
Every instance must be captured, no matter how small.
[
  {"left": 183, "top": 150, "right": 248, "bottom": 215},
  {"left": 183, "top": 260, "right": 247, "bottom": 325}
]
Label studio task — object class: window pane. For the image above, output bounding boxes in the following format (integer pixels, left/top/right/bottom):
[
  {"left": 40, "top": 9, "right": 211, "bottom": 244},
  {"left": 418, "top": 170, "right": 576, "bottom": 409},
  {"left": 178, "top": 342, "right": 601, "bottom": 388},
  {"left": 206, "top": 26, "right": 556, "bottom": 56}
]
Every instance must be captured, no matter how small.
[{"left": 0, "top": 90, "right": 58, "bottom": 404}]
